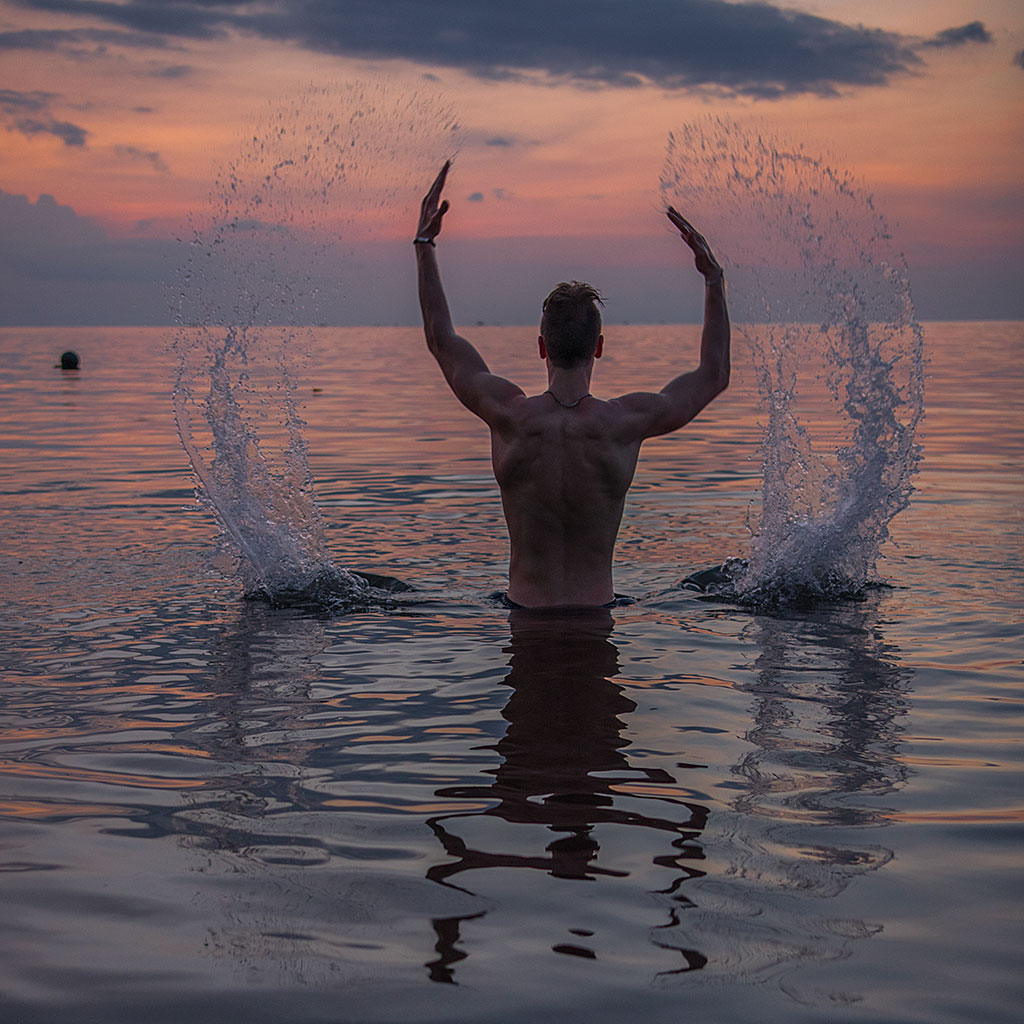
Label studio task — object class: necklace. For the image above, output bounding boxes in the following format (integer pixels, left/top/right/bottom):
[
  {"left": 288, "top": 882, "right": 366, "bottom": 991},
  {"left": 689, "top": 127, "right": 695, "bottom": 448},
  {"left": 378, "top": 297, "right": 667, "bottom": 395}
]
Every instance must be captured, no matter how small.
[{"left": 545, "top": 389, "right": 590, "bottom": 409}]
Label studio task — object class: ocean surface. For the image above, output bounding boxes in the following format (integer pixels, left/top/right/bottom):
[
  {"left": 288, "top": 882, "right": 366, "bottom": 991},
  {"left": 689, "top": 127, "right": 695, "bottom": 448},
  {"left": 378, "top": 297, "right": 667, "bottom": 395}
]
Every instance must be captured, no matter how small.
[{"left": 0, "top": 321, "right": 1021, "bottom": 1023}]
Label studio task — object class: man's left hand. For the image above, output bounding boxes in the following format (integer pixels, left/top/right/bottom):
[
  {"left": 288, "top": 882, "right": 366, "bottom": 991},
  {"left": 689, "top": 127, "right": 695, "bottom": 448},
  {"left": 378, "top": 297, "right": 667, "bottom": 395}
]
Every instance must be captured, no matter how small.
[
  {"left": 667, "top": 206, "right": 723, "bottom": 285},
  {"left": 417, "top": 161, "right": 451, "bottom": 242}
]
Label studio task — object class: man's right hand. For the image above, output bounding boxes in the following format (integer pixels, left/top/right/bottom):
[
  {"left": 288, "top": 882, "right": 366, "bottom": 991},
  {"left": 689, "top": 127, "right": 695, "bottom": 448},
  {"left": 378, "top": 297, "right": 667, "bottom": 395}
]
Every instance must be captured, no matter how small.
[
  {"left": 666, "top": 207, "right": 723, "bottom": 285},
  {"left": 417, "top": 161, "right": 451, "bottom": 243}
]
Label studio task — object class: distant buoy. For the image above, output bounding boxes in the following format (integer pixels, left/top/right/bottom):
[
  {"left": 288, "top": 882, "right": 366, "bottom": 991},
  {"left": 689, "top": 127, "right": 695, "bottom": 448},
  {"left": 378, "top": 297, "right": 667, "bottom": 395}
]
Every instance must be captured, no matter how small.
[{"left": 59, "top": 351, "right": 80, "bottom": 370}]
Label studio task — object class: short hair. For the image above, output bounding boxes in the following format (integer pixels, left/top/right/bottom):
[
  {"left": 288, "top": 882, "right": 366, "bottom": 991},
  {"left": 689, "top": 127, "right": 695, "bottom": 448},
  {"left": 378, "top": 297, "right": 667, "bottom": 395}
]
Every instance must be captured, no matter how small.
[{"left": 540, "top": 281, "right": 604, "bottom": 368}]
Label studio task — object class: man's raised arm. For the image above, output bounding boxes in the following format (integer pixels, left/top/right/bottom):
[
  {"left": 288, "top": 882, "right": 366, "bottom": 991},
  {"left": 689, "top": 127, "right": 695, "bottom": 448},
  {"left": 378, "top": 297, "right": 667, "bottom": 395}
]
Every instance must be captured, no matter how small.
[
  {"left": 415, "top": 162, "right": 522, "bottom": 421},
  {"left": 620, "top": 209, "right": 731, "bottom": 439}
]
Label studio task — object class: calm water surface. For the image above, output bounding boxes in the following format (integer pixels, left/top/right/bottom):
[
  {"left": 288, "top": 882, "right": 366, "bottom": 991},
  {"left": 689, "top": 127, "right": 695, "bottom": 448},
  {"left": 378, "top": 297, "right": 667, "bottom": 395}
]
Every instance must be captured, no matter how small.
[{"left": 0, "top": 323, "right": 1021, "bottom": 1023}]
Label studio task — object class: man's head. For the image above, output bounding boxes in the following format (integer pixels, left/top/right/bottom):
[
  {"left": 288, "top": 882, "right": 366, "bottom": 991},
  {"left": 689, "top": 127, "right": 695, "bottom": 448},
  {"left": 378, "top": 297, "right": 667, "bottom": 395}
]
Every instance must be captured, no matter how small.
[{"left": 539, "top": 281, "right": 604, "bottom": 368}]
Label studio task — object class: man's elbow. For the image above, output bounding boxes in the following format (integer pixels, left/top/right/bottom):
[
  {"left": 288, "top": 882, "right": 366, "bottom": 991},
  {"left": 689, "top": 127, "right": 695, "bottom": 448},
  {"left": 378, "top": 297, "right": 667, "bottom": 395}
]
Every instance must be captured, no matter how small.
[
  {"left": 422, "top": 323, "right": 445, "bottom": 356},
  {"left": 707, "top": 360, "right": 729, "bottom": 397}
]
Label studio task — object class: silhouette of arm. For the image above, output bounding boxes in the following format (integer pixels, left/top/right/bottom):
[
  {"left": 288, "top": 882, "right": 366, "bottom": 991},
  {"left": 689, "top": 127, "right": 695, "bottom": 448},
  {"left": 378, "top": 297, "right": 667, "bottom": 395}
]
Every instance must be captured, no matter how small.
[
  {"left": 416, "top": 162, "right": 523, "bottom": 422},
  {"left": 616, "top": 210, "right": 730, "bottom": 438}
]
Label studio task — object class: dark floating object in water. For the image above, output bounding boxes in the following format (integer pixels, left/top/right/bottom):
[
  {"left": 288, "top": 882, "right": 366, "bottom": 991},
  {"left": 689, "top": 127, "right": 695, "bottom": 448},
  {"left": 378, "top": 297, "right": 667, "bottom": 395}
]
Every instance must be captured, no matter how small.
[{"left": 58, "top": 351, "right": 80, "bottom": 370}]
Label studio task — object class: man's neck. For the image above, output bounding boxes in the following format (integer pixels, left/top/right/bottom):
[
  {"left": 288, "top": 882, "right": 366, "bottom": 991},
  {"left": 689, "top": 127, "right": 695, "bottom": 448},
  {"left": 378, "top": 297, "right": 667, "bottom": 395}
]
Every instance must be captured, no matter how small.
[{"left": 544, "top": 362, "right": 594, "bottom": 404}]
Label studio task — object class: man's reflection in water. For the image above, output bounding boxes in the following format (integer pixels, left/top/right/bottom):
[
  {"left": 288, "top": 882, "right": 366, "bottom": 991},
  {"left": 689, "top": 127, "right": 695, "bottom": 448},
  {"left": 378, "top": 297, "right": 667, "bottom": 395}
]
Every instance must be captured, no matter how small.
[{"left": 425, "top": 607, "right": 710, "bottom": 983}]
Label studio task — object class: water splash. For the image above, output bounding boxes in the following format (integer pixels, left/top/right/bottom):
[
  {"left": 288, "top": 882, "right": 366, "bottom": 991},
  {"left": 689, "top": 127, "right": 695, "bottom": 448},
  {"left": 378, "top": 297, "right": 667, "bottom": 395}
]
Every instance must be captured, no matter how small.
[
  {"left": 661, "top": 119, "right": 924, "bottom": 608},
  {"left": 173, "top": 83, "right": 461, "bottom": 607}
]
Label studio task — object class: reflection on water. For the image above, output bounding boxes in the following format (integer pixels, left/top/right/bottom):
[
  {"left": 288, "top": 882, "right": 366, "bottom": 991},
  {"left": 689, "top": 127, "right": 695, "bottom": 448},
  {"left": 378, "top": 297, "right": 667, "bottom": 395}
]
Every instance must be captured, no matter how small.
[
  {"left": 23, "top": 596, "right": 914, "bottom": 1004},
  {"left": 411, "top": 603, "right": 910, "bottom": 992},
  {"left": 697, "top": 602, "right": 909, "bottom": 991},
  {"left": 425, "top": 608, "right": 709, "bottom": 981},
  {"left": 739, "top": 608, "right": 909, "bottom": 828},
  {"left": 5, "top": 563, "right": 1019, "bottom": 1021}
]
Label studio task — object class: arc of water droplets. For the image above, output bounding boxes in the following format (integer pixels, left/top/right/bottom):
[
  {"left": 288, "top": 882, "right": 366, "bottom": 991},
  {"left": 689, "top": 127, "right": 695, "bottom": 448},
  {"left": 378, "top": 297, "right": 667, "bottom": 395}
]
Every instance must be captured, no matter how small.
[
  {"left": 172, "top": 83, "right": 463, "bottom": 606},
  {"left": 661, "top": 118, "right": 924, "bottom": 607}
]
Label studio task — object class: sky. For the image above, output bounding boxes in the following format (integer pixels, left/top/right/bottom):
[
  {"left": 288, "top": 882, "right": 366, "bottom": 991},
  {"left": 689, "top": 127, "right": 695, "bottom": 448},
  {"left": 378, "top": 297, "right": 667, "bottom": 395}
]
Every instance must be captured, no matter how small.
[{"left": 0, "top": 0, "right": 1021, "bottom": 326}]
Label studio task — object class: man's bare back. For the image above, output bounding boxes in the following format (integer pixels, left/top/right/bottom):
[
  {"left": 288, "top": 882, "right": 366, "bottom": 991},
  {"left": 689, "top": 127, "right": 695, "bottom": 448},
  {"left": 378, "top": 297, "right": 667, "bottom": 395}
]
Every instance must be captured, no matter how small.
[
  {"left": 415, "top": 162, "right": 730, "bottom": 609},
  {"left": 489, "top": 393, "right": 642, "bottom": 606}
]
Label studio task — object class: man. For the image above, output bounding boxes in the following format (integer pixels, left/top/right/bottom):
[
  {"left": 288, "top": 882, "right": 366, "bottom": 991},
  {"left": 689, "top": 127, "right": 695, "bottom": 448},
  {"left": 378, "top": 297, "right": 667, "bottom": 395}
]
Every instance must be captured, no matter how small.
[{"left": 415, "top": 161, "right": 729, "bottom": 609}]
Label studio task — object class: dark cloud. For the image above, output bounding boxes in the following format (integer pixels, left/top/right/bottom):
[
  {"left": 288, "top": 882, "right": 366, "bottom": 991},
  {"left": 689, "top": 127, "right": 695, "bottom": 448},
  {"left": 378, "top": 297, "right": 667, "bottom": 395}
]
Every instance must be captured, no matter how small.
[
  {"left": 10, "top": 0, "right": 964, "bottom": 99},
  {"left": 0, "top": 88, "right": 57, "bottom": 113},
  {"left": 11, "top": 0, "right": 228, "bottom": 41},
  {"left": 251, "top": 1, "right": 926, "bottom": 96},
  {"left": 11, "top": 116, "right": 88, "bottom": 145},
  {"left": 0, "top": 26, "right": 170, "bottom": 52},
  {"left": 0, "top": 189, "right": 106, "bottom": 265},
  {"left": 467, "top": 192, "right": 484, "bottom": 202},
  {"left": 1014, "top": 50, "right": 1024, "bottom": 70},
  {"left": 0, "top": 89, "right": 89, "bottom": 145},
  {"left": 485, "top": 136, "right": 515, "bottom": 147},
  {"left": 921, "top": 21, "right": 992, "bottom": 49},
  {"left": 114, "top": 144, "right": 169, "bottom": 172},
  {"left": 144, "top": 63, "right": 194, "bottom": 78}
]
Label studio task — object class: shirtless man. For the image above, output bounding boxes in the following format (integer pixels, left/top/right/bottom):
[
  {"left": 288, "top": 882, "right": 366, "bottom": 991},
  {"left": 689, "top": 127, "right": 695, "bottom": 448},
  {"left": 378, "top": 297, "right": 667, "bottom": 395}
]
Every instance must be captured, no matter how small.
[{"left": 415, "top": 161, "right": 730, "bottom": 609}]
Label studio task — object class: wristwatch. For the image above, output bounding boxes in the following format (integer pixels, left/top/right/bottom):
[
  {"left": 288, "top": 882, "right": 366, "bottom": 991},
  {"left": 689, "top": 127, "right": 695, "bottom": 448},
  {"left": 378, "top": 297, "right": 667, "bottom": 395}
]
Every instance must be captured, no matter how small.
[{"left": 413, "top": 236, "right": 435, "bottom": 247}]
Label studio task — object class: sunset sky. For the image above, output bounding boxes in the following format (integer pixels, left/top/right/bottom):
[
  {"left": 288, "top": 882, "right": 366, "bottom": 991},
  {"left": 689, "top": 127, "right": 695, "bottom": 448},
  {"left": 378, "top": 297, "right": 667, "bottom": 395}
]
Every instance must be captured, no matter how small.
[{"left": 1, "top": 0, "right": 1021, "bottom": 326}]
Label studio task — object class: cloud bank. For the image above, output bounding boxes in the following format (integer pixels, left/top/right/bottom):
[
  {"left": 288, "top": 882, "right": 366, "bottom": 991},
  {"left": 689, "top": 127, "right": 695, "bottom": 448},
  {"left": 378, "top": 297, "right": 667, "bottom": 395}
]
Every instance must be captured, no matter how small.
[
  {"left": 0, "top": 188, "right": 178, "bottom": 323},
  {"left": 8, "top": 0, "right": 990, "bottom": 98}
]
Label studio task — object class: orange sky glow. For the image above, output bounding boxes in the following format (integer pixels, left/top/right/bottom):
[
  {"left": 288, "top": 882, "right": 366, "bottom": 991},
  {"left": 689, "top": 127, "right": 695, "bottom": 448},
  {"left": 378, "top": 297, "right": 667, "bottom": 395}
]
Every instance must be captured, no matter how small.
[{"left": 1, "top": 0, "right": 1021, "bottom": 323}]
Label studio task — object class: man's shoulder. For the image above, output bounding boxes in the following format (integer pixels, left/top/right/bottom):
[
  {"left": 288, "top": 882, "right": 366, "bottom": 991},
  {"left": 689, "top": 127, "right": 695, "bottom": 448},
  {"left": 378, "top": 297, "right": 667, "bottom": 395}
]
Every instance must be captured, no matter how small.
[
  {"left": 503, "top": 393, "right": 652, "bottom": 443},
  {"left": 603, "top": 390, "right": 669, "bottom": 421}
]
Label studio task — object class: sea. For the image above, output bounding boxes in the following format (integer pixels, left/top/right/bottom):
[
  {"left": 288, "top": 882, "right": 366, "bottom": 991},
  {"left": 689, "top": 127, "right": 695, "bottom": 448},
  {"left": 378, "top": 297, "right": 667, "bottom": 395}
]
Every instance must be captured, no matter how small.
[{"left": 0, "top": 318, "right": 1020, "bottom": 1023}]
